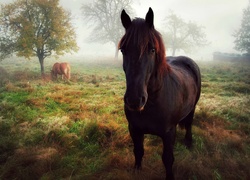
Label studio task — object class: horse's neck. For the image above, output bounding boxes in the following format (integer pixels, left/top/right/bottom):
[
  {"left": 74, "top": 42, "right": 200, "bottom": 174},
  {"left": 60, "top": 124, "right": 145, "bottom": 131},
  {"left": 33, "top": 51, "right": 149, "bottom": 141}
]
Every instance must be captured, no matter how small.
[
  {"left": 148, "top": 68, "right": 166, "bottom": 94},
  {"left": 149, "top": 61, "right": 176, "bottom": 96}
]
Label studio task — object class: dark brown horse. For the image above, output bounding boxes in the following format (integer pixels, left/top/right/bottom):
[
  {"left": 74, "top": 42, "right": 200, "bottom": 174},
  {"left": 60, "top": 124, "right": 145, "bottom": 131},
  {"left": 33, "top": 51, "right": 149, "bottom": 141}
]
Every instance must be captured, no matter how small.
[
  {"left": 119, "top": 8, "right": 201, "bottom": 179},
  {"left": 51, "top": 62, "right": 71, "bottom": 80}
]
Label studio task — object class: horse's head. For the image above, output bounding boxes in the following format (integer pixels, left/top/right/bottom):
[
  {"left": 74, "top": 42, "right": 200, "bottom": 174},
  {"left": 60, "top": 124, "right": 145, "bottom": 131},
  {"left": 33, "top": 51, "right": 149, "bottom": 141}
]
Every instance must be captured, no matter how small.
[
  {"left": 119, "top": 8, "right": 166, "bottom": 111},
  {"left": 51, "top": 69, "right": 56, "bottom": 80}
]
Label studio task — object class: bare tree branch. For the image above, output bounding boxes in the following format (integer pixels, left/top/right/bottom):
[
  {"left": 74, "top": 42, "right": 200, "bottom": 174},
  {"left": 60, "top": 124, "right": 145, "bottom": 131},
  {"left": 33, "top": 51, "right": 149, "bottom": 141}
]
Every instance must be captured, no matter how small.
[
  {"left": 81, "top": 0, "right": 135, "bottom": 59},
  {"left": 163, "top": 11, "right": 209, "bottom": 56}
]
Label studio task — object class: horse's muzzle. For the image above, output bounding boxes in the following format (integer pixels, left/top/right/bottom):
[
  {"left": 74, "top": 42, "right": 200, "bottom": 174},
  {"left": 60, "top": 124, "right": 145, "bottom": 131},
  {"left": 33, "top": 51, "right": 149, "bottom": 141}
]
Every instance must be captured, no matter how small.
[{"left": 124, "top": 96, "right": 147, "bottom": 111}]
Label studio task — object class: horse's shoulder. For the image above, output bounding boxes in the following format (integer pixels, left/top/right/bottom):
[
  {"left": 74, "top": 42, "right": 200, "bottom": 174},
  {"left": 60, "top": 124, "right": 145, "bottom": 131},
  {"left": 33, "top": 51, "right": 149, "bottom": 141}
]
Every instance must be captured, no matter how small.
[{"left": 166, "top": 56, "right": 201, "bottom": 84}]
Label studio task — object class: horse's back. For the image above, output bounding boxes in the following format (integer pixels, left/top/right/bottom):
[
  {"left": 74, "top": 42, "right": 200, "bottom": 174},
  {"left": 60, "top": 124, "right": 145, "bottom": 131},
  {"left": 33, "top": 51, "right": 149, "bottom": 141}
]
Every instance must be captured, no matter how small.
[
  {"left": 60, "top": 62, "right": 70, "bottom": 71},
  {"left": 167, "top": 56, "right": 201, "bottom": 103},
  {"left": 167, "top": 56, "right": 201, "bottom": 85},
  {"left": 52, "top": 62, "right": 70, "bottom": 77},
  {"left": 52, "top": 62, "right": 60, "bottom": 69}
]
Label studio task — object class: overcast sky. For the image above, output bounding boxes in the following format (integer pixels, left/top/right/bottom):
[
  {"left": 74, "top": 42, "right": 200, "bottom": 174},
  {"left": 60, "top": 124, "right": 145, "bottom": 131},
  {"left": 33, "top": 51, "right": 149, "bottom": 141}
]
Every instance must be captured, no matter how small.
[
  {"left": 137, "top": 0, "right": 249, "bottom": 59},
  {"left": 59, "top": 0, "right": 248, "bottom": 60},
  {"left": 1, "top": 0, "right": 249, "bottom": 60}
]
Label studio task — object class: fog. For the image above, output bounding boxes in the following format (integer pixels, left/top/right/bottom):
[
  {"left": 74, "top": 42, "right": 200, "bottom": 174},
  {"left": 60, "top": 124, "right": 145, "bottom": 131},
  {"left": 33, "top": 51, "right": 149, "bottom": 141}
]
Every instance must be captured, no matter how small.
[
  {"left": 59, "top": 0, "right": 248, "bottom": 60},
  {"left": 134, "top": 0, "right": 248, "bottom": 60},
  {"left": 1, "top": 0, "right": 248, "bottom": 60}
]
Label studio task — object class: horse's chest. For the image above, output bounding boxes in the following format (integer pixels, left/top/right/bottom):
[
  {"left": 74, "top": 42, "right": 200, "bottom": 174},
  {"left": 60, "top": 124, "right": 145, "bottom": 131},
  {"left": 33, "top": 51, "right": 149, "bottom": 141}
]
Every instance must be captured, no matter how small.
[{"left": 126, "top": 108, "right": 173, "bottom": 135}]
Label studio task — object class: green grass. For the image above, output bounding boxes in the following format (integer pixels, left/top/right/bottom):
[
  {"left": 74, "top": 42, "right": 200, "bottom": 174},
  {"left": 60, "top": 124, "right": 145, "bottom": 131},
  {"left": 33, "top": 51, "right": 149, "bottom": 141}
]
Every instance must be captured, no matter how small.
[{"left": 0, "top": 57, "right": 249, "bottom": 179}]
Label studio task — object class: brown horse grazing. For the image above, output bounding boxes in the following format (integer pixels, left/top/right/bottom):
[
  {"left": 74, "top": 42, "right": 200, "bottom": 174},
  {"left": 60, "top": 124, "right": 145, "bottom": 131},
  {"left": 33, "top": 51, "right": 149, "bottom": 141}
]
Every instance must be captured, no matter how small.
[
  {"left": 51, "top": 62, "right": 71, "bottom": 80},
  {"left": 119, "top": 8, "right": 201, "bottom": 179}
]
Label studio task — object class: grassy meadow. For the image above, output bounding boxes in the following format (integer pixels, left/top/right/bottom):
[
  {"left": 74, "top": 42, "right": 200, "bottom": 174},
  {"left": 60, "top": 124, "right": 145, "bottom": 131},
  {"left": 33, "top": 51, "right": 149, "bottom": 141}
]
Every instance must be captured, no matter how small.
[{"left": 0, "top": 57, "right": 249, "bottom": 179}]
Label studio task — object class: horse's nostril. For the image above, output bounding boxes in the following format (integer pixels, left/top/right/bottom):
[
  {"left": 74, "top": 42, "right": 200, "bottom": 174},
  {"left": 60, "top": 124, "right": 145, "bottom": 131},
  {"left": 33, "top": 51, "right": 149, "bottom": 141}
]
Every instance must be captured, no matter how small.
[{"left": 125, "top": 96, "right": 147, "bottom": 111}]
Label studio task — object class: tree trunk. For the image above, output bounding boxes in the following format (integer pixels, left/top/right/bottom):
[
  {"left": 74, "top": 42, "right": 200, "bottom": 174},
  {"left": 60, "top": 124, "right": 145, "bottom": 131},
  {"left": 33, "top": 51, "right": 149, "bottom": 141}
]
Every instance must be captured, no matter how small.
[
  {"left": 115, "top": 47, "right": 119, "bottom": 60},
  {"left": 172, "top": 48, "right": 176, "bottom": 56},
  {"left": 114, "top": 41, "right": 119, "bottom": 60},
  {"left": 38, "top": 55, "right": 45, "bottom": 77}
]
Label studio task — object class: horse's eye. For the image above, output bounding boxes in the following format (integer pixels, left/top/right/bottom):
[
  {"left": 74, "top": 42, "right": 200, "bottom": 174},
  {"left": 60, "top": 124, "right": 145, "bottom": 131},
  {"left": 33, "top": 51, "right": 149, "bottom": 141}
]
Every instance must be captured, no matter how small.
[
  {"left": 120, "top": 48, "right": 125, "bottom": 54},
  {"left": 150, "top": 48, "right": 156, "bottom": 54}
]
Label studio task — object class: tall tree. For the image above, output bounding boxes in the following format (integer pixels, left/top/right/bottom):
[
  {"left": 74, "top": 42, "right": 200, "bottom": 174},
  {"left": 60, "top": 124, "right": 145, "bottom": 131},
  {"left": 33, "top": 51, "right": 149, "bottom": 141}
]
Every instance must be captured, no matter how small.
[
  {"left": 162, "top": 12, "right": 208, "bottom": 56},
  {"left": 233, "top": 1, "right": 250, "bottom": 54},
  {"left": 81, "top": 0, "right": 134, "bottom": 59},
  {"left": 0, "top": 0, "right": 79, "bottom": 76}
]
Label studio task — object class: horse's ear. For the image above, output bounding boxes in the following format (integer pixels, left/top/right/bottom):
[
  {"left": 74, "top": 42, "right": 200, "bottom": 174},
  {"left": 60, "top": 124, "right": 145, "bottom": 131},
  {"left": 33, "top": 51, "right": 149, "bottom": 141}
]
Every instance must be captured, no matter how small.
[
  {"left": 145, "top": 7, "right": 154, "bottom": 28},
  {"left": 121, "top": 9, "right": 131, "bottom": 30}
]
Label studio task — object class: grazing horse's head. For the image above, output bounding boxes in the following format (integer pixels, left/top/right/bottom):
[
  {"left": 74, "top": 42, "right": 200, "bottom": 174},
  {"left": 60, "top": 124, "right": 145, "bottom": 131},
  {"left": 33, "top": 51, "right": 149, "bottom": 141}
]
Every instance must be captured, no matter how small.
[
  {"left": 119, "top": 8, "right": 167, "bottom": 111},
  {"left": 51, "top": 69, "right": 56, "bottom": 80}
]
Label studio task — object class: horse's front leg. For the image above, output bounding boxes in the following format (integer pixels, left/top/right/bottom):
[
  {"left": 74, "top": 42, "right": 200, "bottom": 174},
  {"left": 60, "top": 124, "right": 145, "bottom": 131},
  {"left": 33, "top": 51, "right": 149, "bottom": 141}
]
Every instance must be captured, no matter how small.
[
  {"left": 184, "top": 109, "right": 195, "bottom": 148},
  {"left": 67, "top": 73, "right": 70, "bottom": 80},
  {"left": 129, "top": 126, "right": 144, "bottom": 170},
  {"left": 162, "top": 127, "right": 176, "bottom": 180}
]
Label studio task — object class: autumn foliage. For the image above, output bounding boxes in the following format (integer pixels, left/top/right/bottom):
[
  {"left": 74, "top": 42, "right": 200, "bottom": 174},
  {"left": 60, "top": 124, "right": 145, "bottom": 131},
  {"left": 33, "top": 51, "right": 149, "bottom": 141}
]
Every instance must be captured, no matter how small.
[{"left": 0, "top": 0, "right": 78, "bottom": 75}]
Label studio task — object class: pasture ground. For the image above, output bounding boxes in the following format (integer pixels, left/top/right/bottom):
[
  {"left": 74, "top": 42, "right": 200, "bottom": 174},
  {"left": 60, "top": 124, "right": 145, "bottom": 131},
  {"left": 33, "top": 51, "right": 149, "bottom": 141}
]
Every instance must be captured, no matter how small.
[{"left": 0, "top": 57, "right": 249, "bottom": 179}]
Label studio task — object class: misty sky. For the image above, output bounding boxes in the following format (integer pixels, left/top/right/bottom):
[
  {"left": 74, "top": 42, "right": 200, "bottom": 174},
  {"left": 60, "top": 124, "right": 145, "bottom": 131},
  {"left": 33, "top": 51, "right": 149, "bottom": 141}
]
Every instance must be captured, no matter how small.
[
  {"left": 59, "top": 0, "right": 248, "bottom": 60},
  {"left": 0, "top": 0, "right": 249, "bottom": 60}
]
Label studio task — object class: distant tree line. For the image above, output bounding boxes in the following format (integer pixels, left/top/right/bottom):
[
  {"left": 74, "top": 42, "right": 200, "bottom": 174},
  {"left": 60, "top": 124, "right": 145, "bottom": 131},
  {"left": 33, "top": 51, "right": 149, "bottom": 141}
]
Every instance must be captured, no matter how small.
[{"left": 213, "top": 52, "right": 250, "bottom": 61}]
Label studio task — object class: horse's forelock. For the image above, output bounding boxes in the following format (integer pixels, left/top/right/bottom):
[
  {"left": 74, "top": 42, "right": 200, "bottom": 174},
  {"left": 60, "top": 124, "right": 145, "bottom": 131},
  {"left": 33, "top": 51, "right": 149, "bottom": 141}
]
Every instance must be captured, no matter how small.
[
  {"left": 119, "top": 19, "right": 151, "bottom": 55},
  {"left": 119, "top": 18, "right": 169, "bottom": 76}
]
